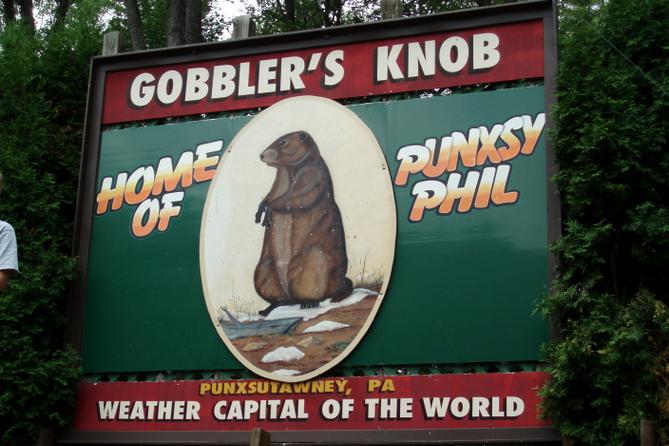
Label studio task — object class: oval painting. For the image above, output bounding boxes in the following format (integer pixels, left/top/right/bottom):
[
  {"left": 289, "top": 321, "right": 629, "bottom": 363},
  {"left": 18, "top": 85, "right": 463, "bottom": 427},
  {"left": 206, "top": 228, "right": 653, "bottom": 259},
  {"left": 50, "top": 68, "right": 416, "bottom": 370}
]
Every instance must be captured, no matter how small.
[{"left": 200, "top": 96, "right": 396, "bottom": 382}]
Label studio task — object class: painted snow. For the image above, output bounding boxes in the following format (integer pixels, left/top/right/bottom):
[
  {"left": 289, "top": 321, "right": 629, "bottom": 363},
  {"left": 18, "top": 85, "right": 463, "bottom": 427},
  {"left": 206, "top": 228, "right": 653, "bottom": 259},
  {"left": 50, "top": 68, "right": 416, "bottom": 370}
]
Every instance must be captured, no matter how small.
[
  {"left": 265, "top": 289, "right": 376, "bottom": 321},
  {"left": 235, "top": 288, "right": 376, "bottom": 322},
  {"left": 272, "top": 369, "right": 302, "bottom": 376},
  {"left": 303, "top": 321, "right": 350, "bottom": 333},
  {"left": 261, "top": 346, "right": 305, "bottom": 363}
]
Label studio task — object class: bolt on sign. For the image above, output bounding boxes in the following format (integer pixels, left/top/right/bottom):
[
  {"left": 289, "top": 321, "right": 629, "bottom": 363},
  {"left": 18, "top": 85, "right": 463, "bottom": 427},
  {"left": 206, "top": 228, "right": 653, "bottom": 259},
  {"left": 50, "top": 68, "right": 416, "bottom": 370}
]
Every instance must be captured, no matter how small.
[{"left": 65, "top": 1, "right": 559, "bottom": 444}]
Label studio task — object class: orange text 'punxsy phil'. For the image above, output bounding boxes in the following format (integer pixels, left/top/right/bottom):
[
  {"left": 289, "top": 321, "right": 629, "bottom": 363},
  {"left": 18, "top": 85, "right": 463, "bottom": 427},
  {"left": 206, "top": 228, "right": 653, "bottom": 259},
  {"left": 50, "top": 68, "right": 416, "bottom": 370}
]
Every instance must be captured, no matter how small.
[{"left": 394, "top": 113, "right": 545, "bottom": 222}]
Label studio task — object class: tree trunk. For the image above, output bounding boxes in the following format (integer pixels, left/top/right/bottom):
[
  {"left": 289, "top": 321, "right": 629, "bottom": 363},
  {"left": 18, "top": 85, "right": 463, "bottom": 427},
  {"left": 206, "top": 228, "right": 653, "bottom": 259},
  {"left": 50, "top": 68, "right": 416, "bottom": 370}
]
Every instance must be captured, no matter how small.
[
  {"left": 17, "top": 0, "right": 34, "bottom": 31},
  {"left": 166, "top": 0, "right": 185, "bottom": 47},
  {"left": 184, "top": 0, "right": 201, "bottom": 44},
  {"left": 54, "top": 0, "right": 69, "bottom": 27},
  {"left": 476, "top": 0, "right": 515, "bottom": 5},
  {"left": 284, "top": 0, "right": 295, "bottom": 30},
  {"left": 321, "top": 0, "right": 342, "bottom": 27},
  {"left": 2, "top": 0, "right": 16, "bottom": 24},
  {"left": 330, "top": 0, "right": 342, "bottom": 26},
  {"left": 123, "top": 0, "right": 146, "bottom": 50}
]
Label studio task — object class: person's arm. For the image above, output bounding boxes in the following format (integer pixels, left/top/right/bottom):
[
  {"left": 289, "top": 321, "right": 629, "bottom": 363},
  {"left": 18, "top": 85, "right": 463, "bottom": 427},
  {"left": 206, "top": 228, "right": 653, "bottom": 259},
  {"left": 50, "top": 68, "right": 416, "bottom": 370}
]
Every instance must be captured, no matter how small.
[
  {"left": 0, "top": 270, "right": 14, "bottom": 291},
  {"left": 0, "top": 224, "right": 18, "bottom": 290}
]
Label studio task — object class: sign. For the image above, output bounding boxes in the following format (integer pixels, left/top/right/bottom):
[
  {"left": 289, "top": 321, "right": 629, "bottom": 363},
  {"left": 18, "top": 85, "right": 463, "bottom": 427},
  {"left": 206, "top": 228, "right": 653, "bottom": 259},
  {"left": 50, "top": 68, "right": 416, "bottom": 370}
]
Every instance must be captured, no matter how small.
[
  {"left": 68, "top": 1, "right": 558, "bottom": 443},
  {"left": 73, "top": 373, "right": 550, "bottom": 432},
  {"left": 102, "top": 20, "right": 544, "bottom": 124}
]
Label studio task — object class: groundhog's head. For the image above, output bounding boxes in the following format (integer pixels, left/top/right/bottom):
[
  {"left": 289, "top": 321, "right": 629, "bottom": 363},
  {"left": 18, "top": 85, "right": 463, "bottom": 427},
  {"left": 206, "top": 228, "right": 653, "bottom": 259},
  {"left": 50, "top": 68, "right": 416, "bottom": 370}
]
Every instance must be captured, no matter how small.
[{"left": 260, "top": 131, "right": 320, "bottom": 167}]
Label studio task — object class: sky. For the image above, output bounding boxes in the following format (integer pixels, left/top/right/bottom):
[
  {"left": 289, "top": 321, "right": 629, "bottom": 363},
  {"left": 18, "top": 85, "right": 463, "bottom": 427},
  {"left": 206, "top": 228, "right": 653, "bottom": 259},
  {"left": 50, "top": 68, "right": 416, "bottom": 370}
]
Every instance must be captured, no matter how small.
[
  {"left": 213, "top": 0, "right": 255, "bottom": 38},
  {"left": 215, "top": 0, "right": 251, "bottom": 17}
]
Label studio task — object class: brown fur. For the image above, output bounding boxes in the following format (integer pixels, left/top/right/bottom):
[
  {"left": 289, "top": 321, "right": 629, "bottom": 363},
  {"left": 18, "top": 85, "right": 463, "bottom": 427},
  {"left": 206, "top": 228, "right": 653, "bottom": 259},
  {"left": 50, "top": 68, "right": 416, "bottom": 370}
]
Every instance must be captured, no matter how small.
[{"left": 254, "top": 131, "right": 352, "bottom": 316}]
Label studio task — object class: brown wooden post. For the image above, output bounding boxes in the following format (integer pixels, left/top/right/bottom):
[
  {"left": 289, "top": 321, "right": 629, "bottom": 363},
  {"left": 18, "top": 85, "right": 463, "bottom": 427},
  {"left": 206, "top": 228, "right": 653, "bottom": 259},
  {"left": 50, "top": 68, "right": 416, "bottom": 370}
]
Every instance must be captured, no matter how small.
[
  {"left": 102, "top": 31, "right": 122, "bottom": 56},
  {"left": 36, "top": 427, "right": 55, "bottom": 446},
  {"left": 250, "top": 427, "right": 271, "bottom": 446},
  {"left": 640, "top": 419, "right": 656, "bottom": 446},
  {"left": 232, "top": 15, "right": 256, "bottom": 39},
  {"left": 562, "top": 436, "right": 575, "bottom": 446},
  {"left": 380, "top": 0, "right": 401, "bottom": 20}
]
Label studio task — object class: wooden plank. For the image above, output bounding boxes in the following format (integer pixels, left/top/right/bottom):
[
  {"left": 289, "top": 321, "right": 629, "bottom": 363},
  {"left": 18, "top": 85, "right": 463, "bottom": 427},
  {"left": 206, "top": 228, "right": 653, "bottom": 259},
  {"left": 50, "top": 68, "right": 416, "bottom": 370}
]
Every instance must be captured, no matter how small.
[
  {"left": 381, "top": 0, "right": 402, "bottom": 19},
  {"left": 250, "top": 428, "right": 270, "bottom": 446},
  {"left": 232, "top": 15, "right": 256, "bottom": 39},
  {"left": 102, "top": 31, "right": 121, "bottom": 56}
]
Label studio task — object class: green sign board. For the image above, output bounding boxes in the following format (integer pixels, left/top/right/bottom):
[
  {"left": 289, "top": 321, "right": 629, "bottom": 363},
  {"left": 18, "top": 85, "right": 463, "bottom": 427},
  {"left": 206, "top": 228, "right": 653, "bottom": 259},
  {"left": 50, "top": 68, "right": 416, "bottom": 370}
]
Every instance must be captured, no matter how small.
[{"left": 83, "top": 86, "right": 548, "bottom": 373}]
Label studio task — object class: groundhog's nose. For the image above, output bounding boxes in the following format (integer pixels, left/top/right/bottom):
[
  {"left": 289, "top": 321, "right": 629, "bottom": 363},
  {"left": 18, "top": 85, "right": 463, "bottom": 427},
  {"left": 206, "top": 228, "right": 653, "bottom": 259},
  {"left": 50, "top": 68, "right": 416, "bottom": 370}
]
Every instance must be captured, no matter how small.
[{"left": 260, "top": 149, "right": 277, "bottom": 163}]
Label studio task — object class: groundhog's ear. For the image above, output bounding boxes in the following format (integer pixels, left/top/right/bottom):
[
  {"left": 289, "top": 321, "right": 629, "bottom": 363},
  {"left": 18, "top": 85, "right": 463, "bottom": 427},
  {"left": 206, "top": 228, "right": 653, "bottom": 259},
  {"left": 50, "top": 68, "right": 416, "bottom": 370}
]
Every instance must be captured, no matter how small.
[{"left": 298, "top": 131, "right": 308, "bottom": 142}]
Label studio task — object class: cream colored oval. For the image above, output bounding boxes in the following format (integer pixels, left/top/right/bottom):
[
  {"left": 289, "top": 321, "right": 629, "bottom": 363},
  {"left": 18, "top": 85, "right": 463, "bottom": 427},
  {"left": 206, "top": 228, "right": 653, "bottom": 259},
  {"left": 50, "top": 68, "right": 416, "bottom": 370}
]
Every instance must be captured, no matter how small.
[{"left": 200, "top": 96, "right": 396, "bottom": 382}]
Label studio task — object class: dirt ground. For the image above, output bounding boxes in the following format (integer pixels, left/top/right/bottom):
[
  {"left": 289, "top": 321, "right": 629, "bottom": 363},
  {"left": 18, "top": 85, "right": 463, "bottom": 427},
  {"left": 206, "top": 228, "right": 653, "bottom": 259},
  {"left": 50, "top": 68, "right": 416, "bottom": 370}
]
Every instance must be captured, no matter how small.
[{"left": 230, "top": 292, "right": 378, "bottom": 376}]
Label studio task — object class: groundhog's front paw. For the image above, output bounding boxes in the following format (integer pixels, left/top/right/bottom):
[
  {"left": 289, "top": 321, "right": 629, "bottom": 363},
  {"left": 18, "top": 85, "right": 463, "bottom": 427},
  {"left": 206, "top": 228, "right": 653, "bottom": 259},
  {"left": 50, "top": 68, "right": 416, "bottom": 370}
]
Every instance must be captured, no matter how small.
[
  {"left": 262, "top": 207, "right": 272, "bottom": 227},
  {"left": 255, "top": 201, "right": 267, "bottom": 224}
]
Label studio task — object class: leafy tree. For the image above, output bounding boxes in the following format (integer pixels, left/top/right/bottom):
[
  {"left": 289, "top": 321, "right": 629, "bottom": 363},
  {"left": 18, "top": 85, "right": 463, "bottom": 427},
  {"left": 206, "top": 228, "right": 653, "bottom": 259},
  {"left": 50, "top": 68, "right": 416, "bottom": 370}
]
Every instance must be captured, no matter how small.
[
  {"left": 539, "top": 0, "right": 669, "bottom": 443},
  {"left": 244, "top": 0, "right": 514, "bottom": 35},
  {"left": 245, "top": 0, "right": 362, "bottom": 33},
  {"left": 1, "top": 0, "right": 36, "bottom": 30},
  {"left": 117, "top": 0, "right": 210, "bottom": 49},
  {"left": 0, "top": 1, "right": 106, "bottom": 441}
]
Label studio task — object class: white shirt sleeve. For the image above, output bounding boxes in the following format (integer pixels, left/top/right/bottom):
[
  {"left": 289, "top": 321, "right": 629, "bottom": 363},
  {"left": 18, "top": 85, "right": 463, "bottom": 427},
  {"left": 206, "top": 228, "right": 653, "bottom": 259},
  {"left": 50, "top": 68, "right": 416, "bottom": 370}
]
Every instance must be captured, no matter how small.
[{"left": 0, "top": 223, "right": 19, "bottom": 273}]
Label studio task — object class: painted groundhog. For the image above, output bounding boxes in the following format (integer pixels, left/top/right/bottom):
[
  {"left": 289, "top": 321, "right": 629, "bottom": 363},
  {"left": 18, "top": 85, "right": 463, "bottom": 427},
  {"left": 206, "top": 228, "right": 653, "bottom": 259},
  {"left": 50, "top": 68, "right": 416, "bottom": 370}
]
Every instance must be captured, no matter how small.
[{"left": 254, "top": 131, "right": 353, "bottom": 316}]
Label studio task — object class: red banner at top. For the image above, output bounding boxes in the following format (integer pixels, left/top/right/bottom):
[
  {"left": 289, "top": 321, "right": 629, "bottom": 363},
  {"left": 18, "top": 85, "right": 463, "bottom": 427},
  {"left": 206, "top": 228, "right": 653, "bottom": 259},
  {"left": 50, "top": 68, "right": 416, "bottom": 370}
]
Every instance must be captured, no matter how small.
[{"left": 102, "top": 20, "right": 543, "bottom": 124}]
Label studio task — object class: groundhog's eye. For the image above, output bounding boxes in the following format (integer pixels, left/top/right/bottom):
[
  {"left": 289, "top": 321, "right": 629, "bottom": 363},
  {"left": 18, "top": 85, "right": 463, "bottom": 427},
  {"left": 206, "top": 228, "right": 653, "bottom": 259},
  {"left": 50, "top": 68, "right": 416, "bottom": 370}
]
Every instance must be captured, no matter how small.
[{"left": 278, "top": 138, "right": 287, "bottom": 147}]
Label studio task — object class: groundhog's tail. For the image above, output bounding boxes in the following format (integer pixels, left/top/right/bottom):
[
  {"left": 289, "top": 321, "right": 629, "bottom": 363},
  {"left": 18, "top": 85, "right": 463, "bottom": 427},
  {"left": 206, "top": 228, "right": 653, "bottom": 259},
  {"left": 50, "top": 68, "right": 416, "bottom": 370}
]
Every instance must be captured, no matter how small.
[{"left": 331, "top": 277, "right": 353, "bottom": 303}]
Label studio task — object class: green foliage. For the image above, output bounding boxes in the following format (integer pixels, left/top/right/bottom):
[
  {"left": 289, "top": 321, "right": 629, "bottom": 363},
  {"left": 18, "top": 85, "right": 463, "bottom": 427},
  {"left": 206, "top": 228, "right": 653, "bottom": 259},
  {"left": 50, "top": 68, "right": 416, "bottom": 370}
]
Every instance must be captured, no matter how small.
[
  {"left": 105, "top": 0, "right": 220, "bottom": 48},
  {"left": 401, "top": 0, "right": 479, "bottom": 16},
  {"left": 243, "top": 0, "right": 355, "bottom": 34},
  {"left": 0, "top": 10, "right": 103, "bottom": 443},
  {"left": 539, "top": 0, "right": 669, "bottom": 443},
  {"left": 201, "top": 1, "right": 226, "bottom": 42},
  {"left": 244, "top": 0, "right": 515, "bottom": 35},
  {"left": 137, "top": 0, "right": 169, "bottom": 48}
]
